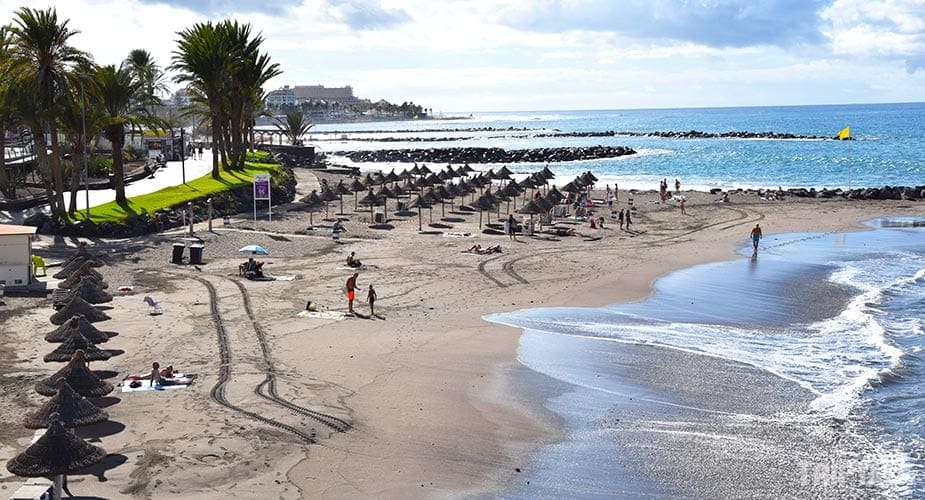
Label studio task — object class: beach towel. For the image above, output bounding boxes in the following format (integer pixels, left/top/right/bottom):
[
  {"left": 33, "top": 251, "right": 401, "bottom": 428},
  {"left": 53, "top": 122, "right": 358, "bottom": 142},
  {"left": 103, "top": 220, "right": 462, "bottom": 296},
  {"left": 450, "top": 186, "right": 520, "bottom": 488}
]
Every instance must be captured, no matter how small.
[
  {"left": 297, "top": 310, "right": 346, "bottom": 320},
  {"left": 268, "top": 275, "right": 297, "bottom": 281},
  {"left": 443, "top": 232, "right": 473, "bottom": 238},
  {"left": 120, "top": 374, "right": 193, "bottom": 392}
]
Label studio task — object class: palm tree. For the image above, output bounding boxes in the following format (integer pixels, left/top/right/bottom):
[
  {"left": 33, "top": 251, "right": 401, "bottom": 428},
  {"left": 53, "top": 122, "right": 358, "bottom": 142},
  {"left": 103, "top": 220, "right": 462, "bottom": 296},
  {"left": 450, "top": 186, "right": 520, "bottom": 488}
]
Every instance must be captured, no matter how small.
[
  {"left": 274, "top": 110, "right": 313, "bottom": 146},
  {"left": 90, "top": 64, "right": 160, "bottom": 205},
  {"left": 172, "top": 20, "right": 280, "bottom": 175},
  {"left": 171, "top": 22, "right": 229, "bottom": 179},
  {"left": 124, "top": 49, "right": 167, "bottom": 146},
  {"left": 6, "top": 7, "right": 90, "bottom": 217},
  {"left": 0, "top": 27, "right": 14, "bottom": 197},
  {"left": 58, "top": 73, "right": 105, "bottom": 215}
]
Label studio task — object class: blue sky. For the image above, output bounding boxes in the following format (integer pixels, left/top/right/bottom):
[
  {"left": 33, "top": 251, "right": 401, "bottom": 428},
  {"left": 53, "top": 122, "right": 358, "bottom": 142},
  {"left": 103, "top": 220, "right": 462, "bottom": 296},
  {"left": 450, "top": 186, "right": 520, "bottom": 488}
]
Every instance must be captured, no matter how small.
[{"left": 3, "top": 0, "right": 925, "bottom": 111}]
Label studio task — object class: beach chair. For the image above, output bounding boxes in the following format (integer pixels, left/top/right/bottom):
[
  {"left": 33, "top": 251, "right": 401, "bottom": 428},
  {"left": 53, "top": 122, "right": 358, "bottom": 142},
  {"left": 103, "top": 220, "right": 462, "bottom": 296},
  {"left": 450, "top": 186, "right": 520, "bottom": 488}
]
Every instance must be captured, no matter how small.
[
  {"left": 32, "top": 255, "right": 47, "bottom": 276},
  {"left": 143, "top": 296, "right": 163, "bottom": 315}
]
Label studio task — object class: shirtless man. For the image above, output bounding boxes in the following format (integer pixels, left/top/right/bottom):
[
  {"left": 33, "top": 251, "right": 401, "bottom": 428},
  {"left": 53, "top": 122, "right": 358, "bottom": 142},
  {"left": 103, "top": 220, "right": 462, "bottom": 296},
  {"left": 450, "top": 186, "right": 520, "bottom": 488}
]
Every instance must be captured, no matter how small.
[
  {"left": 750, "top": 224, "right": 763, "bottom": 254},
  {"left": 346, "top": 273, "right": 359, "bottom": 314}
]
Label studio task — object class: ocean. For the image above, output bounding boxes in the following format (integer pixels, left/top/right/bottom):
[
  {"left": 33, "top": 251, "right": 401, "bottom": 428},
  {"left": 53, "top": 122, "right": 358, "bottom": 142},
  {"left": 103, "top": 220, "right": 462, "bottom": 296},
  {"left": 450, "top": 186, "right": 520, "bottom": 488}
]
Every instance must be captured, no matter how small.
[
  {"left": 488, "top": 219, "right": 925, "bottom": 497},
  {"left": 311, "top": 102, "right": 925, "bottom": 192},
  {"left": 308, "top": 104, "right": 925, "bottom": 496}
]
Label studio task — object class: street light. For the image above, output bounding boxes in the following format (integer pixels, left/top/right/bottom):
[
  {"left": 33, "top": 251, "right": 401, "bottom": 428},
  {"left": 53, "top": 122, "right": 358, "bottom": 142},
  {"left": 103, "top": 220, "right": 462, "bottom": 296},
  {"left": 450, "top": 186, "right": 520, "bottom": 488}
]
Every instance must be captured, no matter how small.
[
  {"left": 78, "top": 76, "right": 90, "bottom": 219},
  {"left": 180, "top": 128, "right": 185, "bottom": 184}
]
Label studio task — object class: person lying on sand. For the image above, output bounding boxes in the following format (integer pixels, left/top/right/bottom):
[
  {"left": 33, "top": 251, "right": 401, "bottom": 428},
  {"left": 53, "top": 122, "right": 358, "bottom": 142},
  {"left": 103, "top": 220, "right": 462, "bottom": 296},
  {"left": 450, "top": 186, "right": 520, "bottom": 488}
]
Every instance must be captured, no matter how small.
[
  {"left": 346, "top": 252, "right": 363, "bottom": 268},
  {"left": 149, "top": 362, "right": 178, "bottom": 387}
]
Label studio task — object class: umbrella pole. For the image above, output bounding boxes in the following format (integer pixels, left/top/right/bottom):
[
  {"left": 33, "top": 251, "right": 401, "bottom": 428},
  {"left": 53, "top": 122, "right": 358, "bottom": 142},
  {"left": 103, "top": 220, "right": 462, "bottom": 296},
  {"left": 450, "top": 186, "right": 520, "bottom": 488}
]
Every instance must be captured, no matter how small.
[
  {"left": 418, "top": 209, "right": 422, "bottom": 231},
  {"left": 429, "top": 207, "right": 433, "bottom": 224},
  {"left": 310, "top": 211, "right": 313, "bottom": 225},
  {"left": 340, "top": 197, "right": 344, "bottom": 215},
  {"left": 354, "top": 193, "right": 358, "bottom": 211},
  {"left": 54, "top": 474, "right": 63, "bottom": 500},
  {"left": 370, "top": 205, "right": 374, "bottom": 224},
  {"left": 479, "top": 210, "right": 483, "bottom": 228},
  {"left": 441, "top": 201, "right": 445, "bottom": 218}
]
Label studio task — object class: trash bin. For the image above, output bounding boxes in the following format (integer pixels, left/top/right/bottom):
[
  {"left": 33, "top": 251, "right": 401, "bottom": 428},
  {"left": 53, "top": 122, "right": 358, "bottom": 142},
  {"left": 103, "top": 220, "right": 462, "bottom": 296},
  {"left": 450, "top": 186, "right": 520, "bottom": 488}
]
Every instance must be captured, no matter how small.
[
  {"left": 374, "top": 212, "right": 385, "bottom": 223},
  {"left": 171, "top": 243, "right": 185, "bottom": 264},
  {"left": 189, "top": 244, "right": 204, "bottom": 265}
]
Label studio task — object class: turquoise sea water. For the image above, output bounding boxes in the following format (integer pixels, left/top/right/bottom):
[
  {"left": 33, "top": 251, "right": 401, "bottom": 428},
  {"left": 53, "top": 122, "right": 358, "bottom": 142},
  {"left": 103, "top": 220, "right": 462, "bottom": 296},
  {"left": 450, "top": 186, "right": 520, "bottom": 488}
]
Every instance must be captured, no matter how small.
[{"left": 314, "top": 102, "right": 925, "bottom": 191}]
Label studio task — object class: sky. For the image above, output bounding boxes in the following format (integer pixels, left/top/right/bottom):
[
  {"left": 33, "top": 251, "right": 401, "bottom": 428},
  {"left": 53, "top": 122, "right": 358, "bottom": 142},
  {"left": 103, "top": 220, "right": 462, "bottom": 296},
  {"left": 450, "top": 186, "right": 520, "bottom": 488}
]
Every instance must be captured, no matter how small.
[{"left": 2, "top": 0, "right": 925, "bottom": 112}]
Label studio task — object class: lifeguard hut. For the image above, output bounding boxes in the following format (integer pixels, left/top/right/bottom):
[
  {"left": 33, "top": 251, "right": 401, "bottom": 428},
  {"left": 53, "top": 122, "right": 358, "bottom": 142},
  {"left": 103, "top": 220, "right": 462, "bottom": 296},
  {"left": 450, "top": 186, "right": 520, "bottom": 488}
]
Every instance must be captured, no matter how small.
[{"left": 0, "top": 224, "right": 38, "bottom": 287}]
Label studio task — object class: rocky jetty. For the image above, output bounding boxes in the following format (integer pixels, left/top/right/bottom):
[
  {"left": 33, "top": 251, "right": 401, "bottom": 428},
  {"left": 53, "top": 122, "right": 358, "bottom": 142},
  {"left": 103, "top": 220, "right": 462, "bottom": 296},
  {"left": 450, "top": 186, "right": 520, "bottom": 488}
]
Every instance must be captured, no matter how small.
[{"left": 335, "top": 146, "right": 636, "bottom": 164}]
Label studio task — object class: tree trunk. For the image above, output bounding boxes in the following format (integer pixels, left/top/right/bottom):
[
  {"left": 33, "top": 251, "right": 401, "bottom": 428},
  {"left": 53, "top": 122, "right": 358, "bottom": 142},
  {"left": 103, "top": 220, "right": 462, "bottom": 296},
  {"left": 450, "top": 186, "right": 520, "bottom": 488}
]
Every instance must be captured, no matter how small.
[
  {"left": 67, "top": 141, "right": 83, "bottom": 215},
  {"left": 0, "top": 119, "right": 8, "bottom": 197},
  {"left": 112, "top": 135, "right": 127, "bottom": 205},
  {"left": 31, "top": 124, "right": 56, "bottom": 214},
  {"left": 49, "top": 122, "right": 67, "bottom": 218},
  {"left": 209, "top": 113, "right": 221, "bottom": 179}
]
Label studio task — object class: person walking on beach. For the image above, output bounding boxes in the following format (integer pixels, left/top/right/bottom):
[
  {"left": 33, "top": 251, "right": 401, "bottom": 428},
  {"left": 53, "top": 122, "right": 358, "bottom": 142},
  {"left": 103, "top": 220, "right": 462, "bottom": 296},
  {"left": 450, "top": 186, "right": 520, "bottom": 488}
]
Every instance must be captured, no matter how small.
[
  {"left": 625, "top": 209, "right": 633, "bottom": 230},
  {"left": 675, "top": 178, "right": 681, "bottom": 194},
  {"left": 679, "top": 197, "right": 687, "bottom": 215},
  {"left": 346, "top": 272, "right": 359, "bottom": 314},
  {"left": 618, "top": 208, "right": 625, "bottom": 230},
  {"left": 750, "top": 224, "right": 763, "bottom": 254},
  {"left": 332, "top": 219, "right": 344, "bottom": 243},
  {"left": 367, "top": 284, "right": 377, "bottom": 316},
  {"left": 506, "top": 214, "right": 517, "bottom": 240}
]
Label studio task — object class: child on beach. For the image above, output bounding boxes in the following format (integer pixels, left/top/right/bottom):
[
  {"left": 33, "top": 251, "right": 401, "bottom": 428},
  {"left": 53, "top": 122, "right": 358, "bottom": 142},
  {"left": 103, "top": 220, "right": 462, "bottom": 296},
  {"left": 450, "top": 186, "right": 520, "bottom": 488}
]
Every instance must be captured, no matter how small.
[{"left": 367, "top": 285, "right": 377, "bottom": 316}]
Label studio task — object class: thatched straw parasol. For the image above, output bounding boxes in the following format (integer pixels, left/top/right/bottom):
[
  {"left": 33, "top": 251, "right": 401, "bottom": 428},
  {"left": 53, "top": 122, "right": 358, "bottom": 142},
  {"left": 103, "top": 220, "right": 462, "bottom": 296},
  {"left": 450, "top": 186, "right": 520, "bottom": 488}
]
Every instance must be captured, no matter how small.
[
  {"left": 581, "top": 171, "right": 599, "bottom": 184},
  {"left": 58, "top": 261, "right": 105, "bottom": 289},
  {"left": 334, "top": 180, "right": 352, "bottom": 214},
  {"left": 385, "top": 169, "right": 400, "bottom": 183},
  {"left": 7, "top": 413, "right": 106, "bottom": 500},
  {"left": 375, "top": 185, "right": 395, "bottom": 212},
  {"left": 541, "top": 165, "right": 556, "bottom": 180},
  {"left": 46, "top": 315, "right": 109, "bottom": 344},
  {"left": 371, "top": 171, "right": 387, "bottom": 186},
  {"left": 496, "top": 165, "right": 514, "bottom": 180},
  {"left": 471, "top": 193, "right": 498, "bottom": 228},
  {"left": 516, "top": 199, "right": 547, "bottom": 232},
  {"left": 357, "top": 189, "right": 381, "bottom": 222},
  {"left": 67, "top": 277, "right": 113, "bottom": 304},
  {"left": 409, "top": 164, "right": 421, "bottom": 176},
  {"left": 44, "top": 327, "right": 111, "bottom": 363},
  {"left": 319, "top": 185, "right": 339, "bottom": 217},
  {"left": 399, "top": 168, "right": 413, "bottom": 180},
  {"left": 60, "top": 242, "right": 98, "bottom": 267},
  {"left": 50, "top": 296, "right": 110, "bottom": 325},
  {"left": 35, "top": 351, "right": 113, "bottom": 397},
  {"left": 348, "top": 178, "right": 367, "bottom": 210},
  {"left": 418, "top": 164, "right": 432, "bottom": 176},
  {"left": 362, "top": 173, "right": 376, "bottom": 187},
  {"left": 54, "top": 259, "right": 103, "bottom": 279},
  {"left": 406, "top": 196, "right": 431, "bottom": 231},
  {"left": 445, "top": 165, "right": 458, "bottom": 177},
  {"left": 24, "top": 379, "right": 109, "bottom": 429},
  {"left": 299, "top": 190, "right": 325, "bottom": 225}
]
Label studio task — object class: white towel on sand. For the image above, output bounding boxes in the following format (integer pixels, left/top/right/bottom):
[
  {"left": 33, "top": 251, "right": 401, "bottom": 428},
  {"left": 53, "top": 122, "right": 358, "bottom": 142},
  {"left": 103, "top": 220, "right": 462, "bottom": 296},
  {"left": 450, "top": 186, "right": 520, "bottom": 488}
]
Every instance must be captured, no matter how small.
[{"left": 297, "top": 310, "right": 346, "bottom": 320}]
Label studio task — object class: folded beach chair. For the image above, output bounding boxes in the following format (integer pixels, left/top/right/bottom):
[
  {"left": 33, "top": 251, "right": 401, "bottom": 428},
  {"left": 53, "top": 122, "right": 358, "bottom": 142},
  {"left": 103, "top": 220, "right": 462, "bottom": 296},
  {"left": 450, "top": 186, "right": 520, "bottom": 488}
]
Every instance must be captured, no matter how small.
[{"left": 143, "top": 296, "right": 163, "bottom": 315}]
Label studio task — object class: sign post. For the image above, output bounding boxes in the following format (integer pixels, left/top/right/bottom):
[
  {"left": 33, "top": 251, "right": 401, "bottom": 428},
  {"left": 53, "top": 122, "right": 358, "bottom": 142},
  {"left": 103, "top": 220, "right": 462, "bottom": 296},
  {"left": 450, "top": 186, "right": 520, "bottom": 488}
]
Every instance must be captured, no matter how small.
[{"left": 253, "top": 174, "right": 271, "bottom": 223}]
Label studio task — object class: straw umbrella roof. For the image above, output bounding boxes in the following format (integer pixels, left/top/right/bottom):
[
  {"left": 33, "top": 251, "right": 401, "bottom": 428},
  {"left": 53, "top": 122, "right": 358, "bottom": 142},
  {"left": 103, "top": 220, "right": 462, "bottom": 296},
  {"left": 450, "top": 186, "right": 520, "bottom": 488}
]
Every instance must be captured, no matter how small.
[
  {"left": 548, "top": 185, "right": 565, "bottom": 201},
  {"left": 406, "top": 195, "right": 431, "bottom": 209},
  {"left": 319, "top": 185, "right": 339, "bottom": 202},
  {"left": 541, "top": 165, "right": 555, "bottom": 180},
  {"left": 60, "top": 242, "right": 98, "bottom": 267},
  {"left": 56, "top": 260, "right": 105, "bottom": 285},
  {"left": 581, "top": 171, "right": 599, "bottom": 183},
  {"left": 423, "top": 173, "right": 439, "bottom": 186},
  {"left": 24, "top": 379, "right": 109, "bottom": 429},
  {"left": 50, "top": 296, "right": 111, "bottom": 325},
  {"left": 493, "top": 187, "right": 510, "bottom": 201},
  {"left": 6, "top": 415, "right": 106, "bottom": 477},
  {"left": 460, "top": 164, "right": 474, "bottom": 174},
  {"left": 371, "top": 172, "right": 387, "bottom": 185},
  {"left": 518, "top": 177, "right": 536, "bottom": 189},
  {"left": 504, "top": 182, "right": 523, "bottom": 197},
  {"left": 436, "top": 170, "right": 450, "bottom": 182},
  {"left": 390, "top": 184, "right": 406, "bottom": 197},
  {"left": 35, "top": 351, "right": 114, "bottom": 397},
  {"left": 471, "top": 193, "right": 497, "bottom": 210},
  {"left": 414, "top": 176, "right": 431, "bottom": 189},
  {"left": 362, "top": 173, "right": 376, "bottom": 187},
  {"left": 299, "top": 190, "right": 325, "bottom": 208},
  {"left": 485, "top": 168, "right": 496, "bottom": 179},
  {"left": 46, "top": 315, "right": 109, "bottom": 344},
  {"left": 497, "top": 165, "right": 514, "bottom": 178},
  {"left": 445, "top": 165, "right": 458, "bottom": 177},
  {"left": 456, "top": 180, "right": 471, "bottom": 194},
  {"left": 444, "top": 183, "right": 461, "bottom": 198},
  {"left": 374, "top": 185, "right": 395, "bottom": 201},
  {"left": 534, "top": 196, "right": 554, "bottom": 212},
  {"left": 44, "top": 327, "right": 111, "bottom": 363},
  {"left": 385, "top": 169, "right": 401, "bottom": 182},
  {"left": 399, "top": 168, "right": 413, "bottom": 180},
  {"left": 418, "top": 164, "right": 432, "bottom": 175},
  {"left": 335, "top": 180, "right": 352, "bottom": 196},
  {"left": 67, "top": 277, "right": 113, "bottom": 304},
  {"left": 561, "top": 181, "right": 582, "bottom": 193},
  {"left": 348, "top": 178, "right": 366, "bottom": 193},
  {"left": 423, "top": 188, "right": 441, "bottom": 204},
  {"left": 516, "top": 199, "right": 547, "bottom": 215},
  {"left": 53, "top": 257, "right": 100, "bottom": 280},
  {"left": 358, "top": 189, "right": 381, "bottom": 206},
  {"left": 434, "top": 185, "right": 453, "bottom": 200},
  {"left": 59, "top": 272, "right": 107, "bottom": 292}
]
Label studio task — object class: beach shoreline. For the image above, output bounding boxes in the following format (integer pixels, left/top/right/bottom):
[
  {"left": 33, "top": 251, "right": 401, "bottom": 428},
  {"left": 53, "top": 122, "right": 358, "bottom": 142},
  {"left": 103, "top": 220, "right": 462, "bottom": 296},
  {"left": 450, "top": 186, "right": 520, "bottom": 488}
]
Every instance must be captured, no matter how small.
[{"left": 0, "top": 178, "right": 922, "bottom": 498}]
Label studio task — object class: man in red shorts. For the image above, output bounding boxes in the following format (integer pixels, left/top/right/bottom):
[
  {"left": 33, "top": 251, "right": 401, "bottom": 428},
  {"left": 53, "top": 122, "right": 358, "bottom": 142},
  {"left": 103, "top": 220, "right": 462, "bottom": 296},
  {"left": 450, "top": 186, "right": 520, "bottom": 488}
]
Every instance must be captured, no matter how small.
[{"left": 346, "top": 272, "right": 359, "bottom": 314}]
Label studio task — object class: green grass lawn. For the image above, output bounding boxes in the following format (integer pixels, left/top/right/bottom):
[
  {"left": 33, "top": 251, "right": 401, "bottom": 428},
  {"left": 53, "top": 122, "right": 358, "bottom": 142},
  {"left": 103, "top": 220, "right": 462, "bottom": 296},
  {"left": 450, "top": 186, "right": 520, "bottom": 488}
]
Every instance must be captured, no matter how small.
[{"left": 81, "top": 159, "right": 281, "bottom": 224}]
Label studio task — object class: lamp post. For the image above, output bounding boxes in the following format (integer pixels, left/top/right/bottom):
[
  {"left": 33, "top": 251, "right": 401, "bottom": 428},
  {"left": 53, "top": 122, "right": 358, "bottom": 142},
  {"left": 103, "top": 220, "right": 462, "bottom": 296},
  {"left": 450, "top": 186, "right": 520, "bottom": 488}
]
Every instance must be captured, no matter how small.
[
  {"left": 180, "top": 128, "right": 186, "bottom": 184},
  {"left": 187, "top": 201, "right": 194, "bottom": 236},
  {"left": 207, "top": 197, "right": 213, "bottom": 232},
  {"left": 79, "top": 77, "right": 90, "bottom": 219}
]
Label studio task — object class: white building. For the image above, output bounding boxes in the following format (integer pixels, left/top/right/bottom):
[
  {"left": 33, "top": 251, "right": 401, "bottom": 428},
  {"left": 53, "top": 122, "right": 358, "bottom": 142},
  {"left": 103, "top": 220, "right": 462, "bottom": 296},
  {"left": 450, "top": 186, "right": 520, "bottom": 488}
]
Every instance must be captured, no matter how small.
[
  {"left": 0, "top": 224, "right": 37, "bottom": 287},
  {"left": 266, "top": 86, "right": 297, "bottom": 108}
]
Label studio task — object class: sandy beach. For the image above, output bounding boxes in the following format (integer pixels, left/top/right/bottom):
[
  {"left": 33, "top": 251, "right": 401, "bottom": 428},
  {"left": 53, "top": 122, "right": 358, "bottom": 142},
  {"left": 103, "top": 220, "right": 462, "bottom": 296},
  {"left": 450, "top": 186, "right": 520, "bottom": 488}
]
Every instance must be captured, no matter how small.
[{"left": 1, "top": 170, "right": 922, "bottom": 498}]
